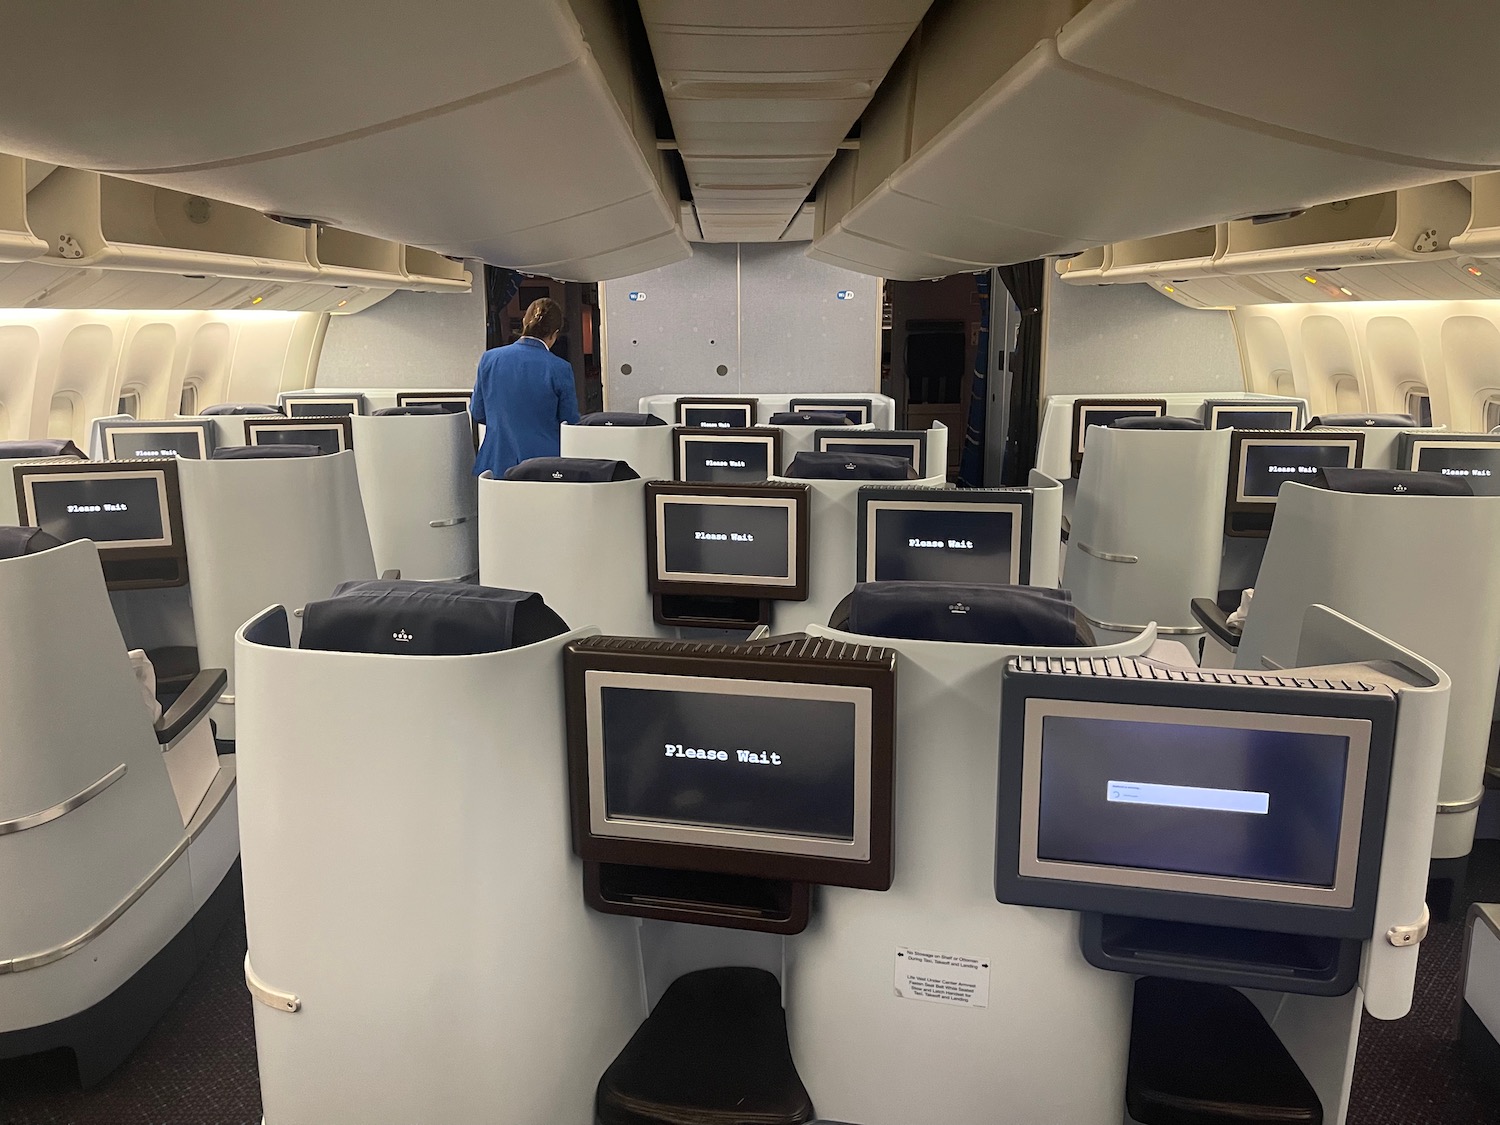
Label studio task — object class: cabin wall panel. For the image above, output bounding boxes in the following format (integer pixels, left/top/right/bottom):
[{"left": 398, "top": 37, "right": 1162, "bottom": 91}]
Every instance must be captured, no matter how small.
[
  {"left": 1042, "top": 269, "right": 1243, "bottom": 396},
  {"left": 315, "top": 281, "right": 485, "bottom": 390},
  {"left": 0, "top": 309, "right": 319, "bottom": 440}
]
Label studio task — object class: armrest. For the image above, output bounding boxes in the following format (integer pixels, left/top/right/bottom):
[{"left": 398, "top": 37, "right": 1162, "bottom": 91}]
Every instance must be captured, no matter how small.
[
  {"left": 1060, "top": 514, "right": 1070, "bottom": 543},
  {"left": 1190, "top": 598, "right": 1241, "bottom": 652},
  {"left": 380, "top": 569, "right": 401, "bottom": 581},
  {"left": 155, "top": 668, "right": 228, "bottom": 746}
]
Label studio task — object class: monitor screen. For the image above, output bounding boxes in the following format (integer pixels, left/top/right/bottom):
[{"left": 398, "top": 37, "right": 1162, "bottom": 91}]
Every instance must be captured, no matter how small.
[
  {"left": 564, "top": 635, "right": 896, "bottom": 889},
  {"left": 1234, "top": 434, "right": 1363, "bottom": 501},
  {"left": 787, "top": 398, "right": 873, "bottom": 425},
  {"left": 244, "top": 417, "right": 353, "bottom": 455},
  {"left": 393, "top": 392, "right": 471, "bottom": 413},
  {"left": 1071, "top": 398, "right": 1168, "bottom": 462},
  {"left": 676, "top": 398, "right": 757, "bottom": 429},
  {"left": 281, "top": 394, "right": 364, "bottom": 418},
  {"left": 858, "top": 486, "right": 1031, "bottom": 585},
  {"left": 102, "top": 422, "right": 212, "bottom": 460},
  {"left": 1205, "top": 402, "right": 1302, "bottom": 431},
  {"left": 646, "top": 481, "right": 809, "bottom": 599},
  {"left": 814, "top": 430, "right": 926, "bottom": 476},
  {"left": 674, "top": 428, "right": 780, "bottom": 484},
  {"left": 1402, "top": 434, "right": 1500, "bottom": 496},
  {"left": 995, "top": 656, "right": 1400, "bottom": 939},
  {"left": 25, "top": 470, "right": 169, "bottom": 547}
]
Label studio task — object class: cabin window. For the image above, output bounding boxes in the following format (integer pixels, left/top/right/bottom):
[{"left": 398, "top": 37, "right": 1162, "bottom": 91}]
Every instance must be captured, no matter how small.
[
  {"left": 1485, "top": 397, "right": 1500, "bottom": 433},
  {"left": 1270, "top": 370, "right": 1296, "bottom": 397},
  {"left": 1405, "top": 389, "right": 1433, "bottom": 428},
  {"left": 1331, "top": 376, "right": 1362, "bottom": 413},
  {"left": 180, "top": 384, "right": 198, "bottom": 416},
  {"left": 47, "top": 394, "right": 76, "bottom": 441},
  {"left": 118, "top": 390, "right": 141, "bottom": 418}
]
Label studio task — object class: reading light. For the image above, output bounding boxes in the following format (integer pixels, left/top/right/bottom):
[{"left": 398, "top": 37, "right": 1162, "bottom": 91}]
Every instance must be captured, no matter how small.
[
  {"left": 1339, "top": 286, "right": 1354, "bottom": 296},
  {"left": 251, "top": 295, "right": 264, "bottom": 304},
  {"left": 1468, "top": 265, "right": 1485, "bottom": 278},
  {"left": 1163, "top": 284, "right": 1176, "bottom": 293},
  {"left": 1303, "top": 275, "right": 1319, "bottom": 285}
]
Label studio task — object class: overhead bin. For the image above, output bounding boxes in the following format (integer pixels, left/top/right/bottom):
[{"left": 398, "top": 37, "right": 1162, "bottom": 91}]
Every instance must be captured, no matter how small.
[
  {"left": 1100, "top": 227, "right": 1218, "bottom": 283},
  {"left": 402, "top": 247, "right": 471, "bottom": 293},
  {"left": 0, "top": 3, "right": 689, "bottom": 281},
  {"left": 312, "top": 226, "right": 407, "bottom": 289},
  {"left": 0, "top": 155, "right": 44, "bottom": 262},
  {"left": 1054, "top": 246, "right": 1109, "bottom": 282},
  {"left": 1449, "top": 173, "right": 1500, "bottom": 259}
]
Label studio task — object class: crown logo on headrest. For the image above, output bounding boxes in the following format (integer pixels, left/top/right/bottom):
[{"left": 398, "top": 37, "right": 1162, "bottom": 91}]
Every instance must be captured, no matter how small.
[
  {"left": 1393, "top": 484, "right": 1407, "bottom": 492},
  {"left": 392, "top": 629, "right": 413, "bottom": 643},
  {"left": 948, "top": 602, "right": 970, "bottom": 615},
  {"left": 551, "top": 471, "right": 563, "bottom": 479},
  {"left": 845, "top": 463, "right": 857, "bottom": 470},
  {"left": 1365, "top": 419, "right": 1376, "bottom": 425}
]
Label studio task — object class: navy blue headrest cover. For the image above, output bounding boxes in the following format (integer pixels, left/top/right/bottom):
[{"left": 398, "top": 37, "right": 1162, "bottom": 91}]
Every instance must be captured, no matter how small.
[
  {"left": 575, "top": 412, "right": 667, "bottom": 427},
  {"left": 503, "top": 457, "right": 639, "bottom": 482},
  {"left": 0, "top": 526, "right": 63, "bottom": 559},
  {"left": 300, "top": 580, "right": 569, "bottom": 655},
  {"left": 212, "top": 444, "right": 326, "bottom": 459},
  {"left": 1306, "top": 412, "right": 1415, "bottom": 429},
  {"left": 200, "top": 403, "right": 283, "bottom": 416},
  {"left": 1312, "top": 467, "right": 1473, "bottom": 496},
  {"left": 784, "top": 451, "right": 916, "bottom": 480},
  {"left": 373, "top": 404, "right": 461, "bottom": 417},
  {"left": 0, "top": 438, "right": 84, "bottom": 459},
  {"left": 1110, "top": 415, "right": 1204, "bottom": 430},
  {"left": 845, "top": 582, "right": 1082, "bottom": 646},
  {"left": 769, "top": 410, "right": 854, "bottom": 427}
]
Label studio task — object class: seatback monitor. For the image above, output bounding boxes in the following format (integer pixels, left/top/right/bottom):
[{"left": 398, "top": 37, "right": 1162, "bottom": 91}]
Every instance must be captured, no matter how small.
[
  {"left": 1399, "top": 432, "right": 1500, "bottom": 496},
  {"left": 787, "top": 398, "right": 873, "bottom": 425},
  {"left": 813, "top": 429, "right": 927, "bottom": 477},
  {"left": 564, "top": 635, "right": 896, "bottom": 889},
  {"left": 645, "top": 480, "right": 809, "bottom": 600},
  {"left": 996, "top": 655, "right": 1399, "bottom": 939},
  {"left": 1225, "top": 429, "right": 1364, "bottom": 536},
  {"left": 673, "top": 427, "right": 781, "bottom": 484},
  {"left": 857, "top": 486, "right": 1032, "bottom": 585},
  {"left": 675, "top": 397, "right": 757, "bottom": 429},
  {"left": 1203, "top": 401, "right": 1302, "bottom": 431},
  {"left": 1070, "top": 398, "right": 1167, "bottom": 467},
  {"left": 243, "top": 416, "right": 354, "bottom": 455},
  {"left": 101, "top": 419, "right": 214, "bottom": 460},
  {"left": 278, "top": 393, "right": 365, "bottom": 418},
  {"left": 394, "top": 391, "right": 472, "bottom": 413}
]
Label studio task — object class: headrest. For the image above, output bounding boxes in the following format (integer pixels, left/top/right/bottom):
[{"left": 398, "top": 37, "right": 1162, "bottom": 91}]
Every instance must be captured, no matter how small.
[
  {"left": 1311, "top": 467, "right": 1473, "bottom": 496},
  {"left": 0, "top": 438, "right": 84, "bottom": 460},
  {"left": 838, "top": 582, "right": 1089, "bottom": 646},
  {"left": 0, "top": 526, "right": 63, "bottom": 559},
  {"left": 211, "top": 444, "right": 327, "bottom": 459},
  {"left": 783, "top": 451, "right": 916, "bottom": 480},
  {"left": 199, "top": 403, "right": 283, "bottom": 416},
  {"left": 575, "top": 412, "right": 667, "bottom": 427},
  {"left": 1109, "top": 415, "right": 1205, "bottom": 431},
  {"left": 299, "top": 580, "right": 569, "bottom": 655},
  {"left": 372, "top": 404, "right": 462, "bottom": 417},
  {"left": 503, "top": 457, "right": 639, "bottom": 482},
  {"left": 768, "top": 410, "right": 854, "bottom": 427},
  {"left": 1306, "top": 412, "right": 1415, "bottom": 429}
]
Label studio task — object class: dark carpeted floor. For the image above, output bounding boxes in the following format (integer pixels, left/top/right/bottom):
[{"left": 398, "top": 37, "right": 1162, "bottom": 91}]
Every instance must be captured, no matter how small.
[{"left": 1, "top": 846, "right": 1498, "bottom": 1124}]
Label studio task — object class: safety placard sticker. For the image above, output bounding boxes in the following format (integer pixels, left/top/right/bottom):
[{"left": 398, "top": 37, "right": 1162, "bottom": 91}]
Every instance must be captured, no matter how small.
[{"left": 894, "top": 947, "right": 990, "bottom": 1008}]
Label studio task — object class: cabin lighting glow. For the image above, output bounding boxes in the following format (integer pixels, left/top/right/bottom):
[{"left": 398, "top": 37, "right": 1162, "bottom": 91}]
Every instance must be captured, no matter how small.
[
  {"left": 337, "top": 299, "right": 348, "bottom": 307},
  {"left": 250, "top": 295, "right": 264, "bottom": 304},
  {"left": 1163, "top": 284, "right": 1175, "bottom": 293},
  {"left": 1303, "top": 275, "right": 1319, "bottom": 285},
  {"left": 1468, "top": 266, "right": 1485, "bottom": 277},
  {"left": 1339, "top": 286, "right": 1354, "bottom": 296}
]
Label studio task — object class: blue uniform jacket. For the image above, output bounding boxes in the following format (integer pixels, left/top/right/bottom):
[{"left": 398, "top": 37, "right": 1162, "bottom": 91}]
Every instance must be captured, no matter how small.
[{"left": 469, "top": 336, "right": 580, "bottom": 476}]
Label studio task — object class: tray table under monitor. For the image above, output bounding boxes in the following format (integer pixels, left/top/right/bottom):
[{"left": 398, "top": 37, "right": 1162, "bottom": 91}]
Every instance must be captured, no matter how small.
[
  {"left": 563, "top": 635, "right": 897, "bottom": 931},
  {"left": 1202, "top": 400, "right": 1302, "bottom": 431},
  {"left": 672, "top": 427, "right": 782, "bottom": 484},
  {"left": 674, "top": 397, "right": 758, "bottom": 430},
  {"left": 996, "top": 655, "right": 1399, "bottom": 994},
  {"left": 813, "top": 429, "right": 928, "bottom": 476},
  {"left": 1070, "top": 397, "right": 1167, "bottom": 470},
  {"left": 856, "top": 485, "right": 1032, "bottom": 585},
  {"left": 1398, "top": 431, "right": 1500, "bottom": 496},
  {"left": 14, "top": 458, "right": 188, "bottom": 589},
  {"left": 1225, "top": 429, "right": 1365, "bottom": 537},
  {"left": 99, "top": 418, "right": 216, "bottom": 460},
  {"left": 242, "top": 415, "right": 354, "bottom": 455}
]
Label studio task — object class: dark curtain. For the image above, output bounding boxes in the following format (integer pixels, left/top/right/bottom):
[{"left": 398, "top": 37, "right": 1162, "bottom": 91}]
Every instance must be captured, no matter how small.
[
  {"left": 484, "top": 265, "right": 522, "bottom": 350},
  {"left": 997, "top": 260, "right": 1045, "bottom": 486},
  {"left": 957, "top": 271, "right": 990, "bottom": 487}
]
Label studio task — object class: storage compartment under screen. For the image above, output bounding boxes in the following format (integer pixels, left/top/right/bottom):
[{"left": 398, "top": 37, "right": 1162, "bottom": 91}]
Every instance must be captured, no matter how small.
[{"left": 585, "top": 862, "right": 809, "bottom": 934}]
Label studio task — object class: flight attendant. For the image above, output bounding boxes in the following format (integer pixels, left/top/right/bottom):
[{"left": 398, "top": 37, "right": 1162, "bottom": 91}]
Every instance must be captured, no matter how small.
[{"left": 470, "top": 296, "right": 580, "bottom": 475}]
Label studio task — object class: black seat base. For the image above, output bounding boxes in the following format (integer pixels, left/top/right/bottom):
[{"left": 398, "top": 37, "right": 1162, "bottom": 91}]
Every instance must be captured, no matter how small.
[
  {"left": 1127, "top": 976, "right": 1322, "bottom": 1124},
  {"left": 596, "top": 967, "right": 814, "bottom": 1125}
]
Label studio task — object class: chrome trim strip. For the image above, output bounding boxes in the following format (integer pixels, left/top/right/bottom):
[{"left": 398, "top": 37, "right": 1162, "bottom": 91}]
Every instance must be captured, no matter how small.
[
  {"left": 1487, "top": 763, "right": 1500, "bottom": 781},
  {"left": 1438, "top": 790, "right": 1486, "bottom": 815},
  {"left": 245, "top": 954, "right": 300, "bottom": 1013},
  {"left": 1, "top": 835, "right": 190, "bottom": 974},
  {"left": 429, "top": 515, "right": 469, "bottom": 527},
  {"left": 1078, "top": 612, "right": 1203, "bottom": 637},
  {"left": 187, "top": 774, "right": 236, "bottom": 845},
  {"left": 1075, "top": 541, "right": 1138, "bottom": 564},
  {"left": 219, "top": 693, "right": 236, "bottom": 705},
  {"left": 0, "top": 764, "right": 126, "bottom": 837}
]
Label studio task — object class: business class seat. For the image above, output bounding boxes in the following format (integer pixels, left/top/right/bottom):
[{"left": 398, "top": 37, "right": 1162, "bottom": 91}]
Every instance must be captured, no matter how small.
[
  {"left": 234, "top": 584, "right": 642, "bottom": 1125},
  {"left": 0, "top": 538, "right": 237, "bottom": 1086},
  {"left": 351, "top": 408, "right": 479, "bottom": 581},
  {"left": 778, "top": 591, "right": 1166, "bottom": 1123},
  {"left": 1064, "top": 422, "right": 1231, "bottom": 645},
  {"left": 200, "top": 402, "right": 283, "bottom": 415},
  {"left": 831, "top": 581, "right": 1096, "bottom": 645},
  {"left": 766, "top": 409, "right": 854, "bottom": 427},
  {"left": 1460, "top": 904, "right": 1500, "bottom": 1083},
  {"left": 479, "top": 459, "right": 657, "bottom": 637},
  {"left": 211, "top": 444, "right": 325, "bottom": 459},
  {"left": 1207, "top": 479, "right": 1500, "bottom": 877},
  {"left": 562, "top": 417, "right": 674, "bottom": 482},
  {"left": 176, "top": 450, "right": 376, "bottom": 740},
  {"left": 0, "top": 440, "right": 85, "bottom": 524}
]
